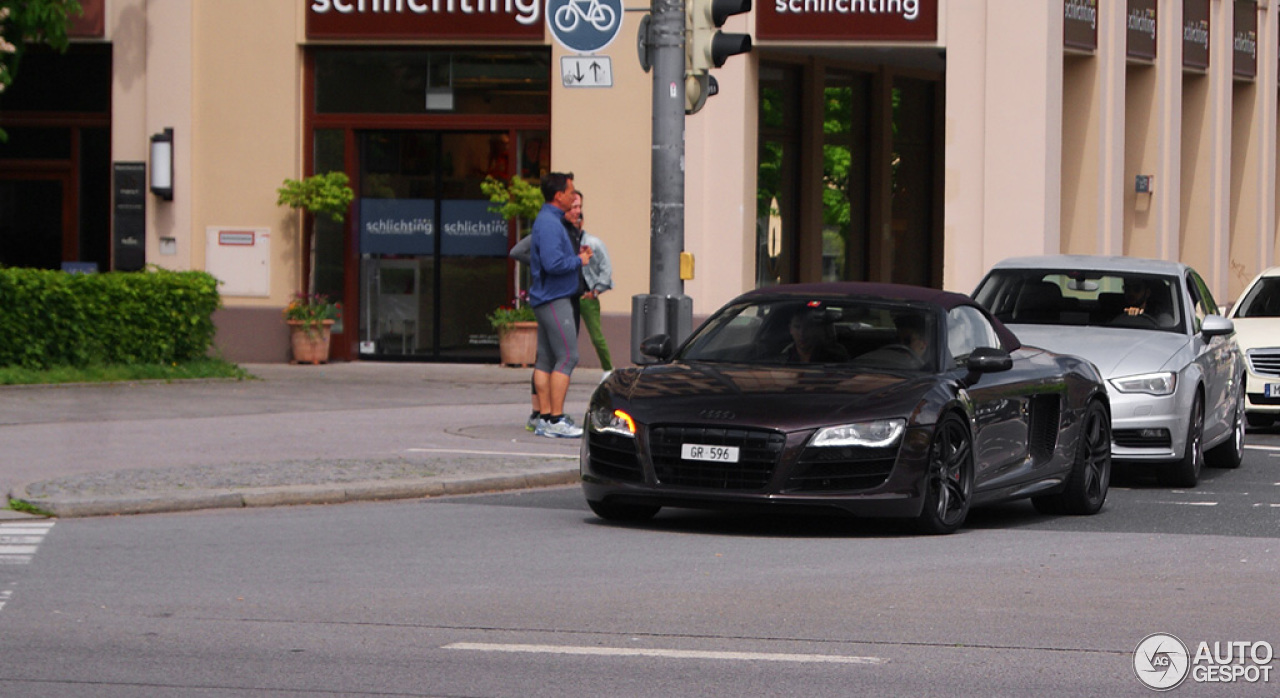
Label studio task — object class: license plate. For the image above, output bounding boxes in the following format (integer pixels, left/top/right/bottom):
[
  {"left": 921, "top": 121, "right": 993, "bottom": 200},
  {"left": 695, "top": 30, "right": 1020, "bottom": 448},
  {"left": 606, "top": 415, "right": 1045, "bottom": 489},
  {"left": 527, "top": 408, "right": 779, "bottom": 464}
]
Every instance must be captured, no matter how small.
[
  {"left": 1266, "top": 384, "right": 1280, "bottom": 398},
  {"left": 681, "top": 443, "right": 740, "bottom": 463}
]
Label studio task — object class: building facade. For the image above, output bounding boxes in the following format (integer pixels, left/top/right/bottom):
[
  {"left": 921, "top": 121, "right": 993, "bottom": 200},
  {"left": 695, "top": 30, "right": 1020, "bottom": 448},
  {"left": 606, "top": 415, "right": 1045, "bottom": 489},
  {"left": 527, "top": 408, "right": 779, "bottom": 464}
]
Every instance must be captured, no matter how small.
[{"left": 0, "top": 0, "right": 1275, "bottom": 364}]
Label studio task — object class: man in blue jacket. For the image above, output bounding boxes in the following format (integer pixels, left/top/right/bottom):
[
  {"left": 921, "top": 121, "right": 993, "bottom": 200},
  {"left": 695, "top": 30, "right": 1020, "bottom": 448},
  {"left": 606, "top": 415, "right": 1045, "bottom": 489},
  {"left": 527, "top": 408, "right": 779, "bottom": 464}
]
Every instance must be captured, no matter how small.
[{"left": 529, "top": 171, "right": 592, "bottom": 438}]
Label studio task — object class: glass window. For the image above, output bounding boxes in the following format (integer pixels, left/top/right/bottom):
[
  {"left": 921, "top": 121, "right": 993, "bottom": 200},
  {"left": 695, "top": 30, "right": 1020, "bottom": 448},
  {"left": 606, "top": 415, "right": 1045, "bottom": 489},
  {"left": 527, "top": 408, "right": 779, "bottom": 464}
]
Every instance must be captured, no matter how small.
[
  {"left": 677, "top": 298, "right": 937, "bottom": 372},
  {"left": 888, "top": 77, "right": 937, "bottom": 287},
  {"left": 822, "top": 71, "right": 871, "bottom": 281},
  {"left": 1234, "top": 277, "right": 1280, "bottom": 318},
  {"left": 0, "top": 44, "right": 111, "bottom": 113},
  {"left": 315, "top": 50, "right": 550, "bottom": 115},
  {"left": 946, "top": 306, "right": 1002, "bottom": 364},
  {"left": 974, "top": 269, "right": 1185, "bottom": 333},
  {"left": 1186, "top": 271, "right": 1220, "bottom": 331},
  {"left": 757, "top": 63, "right": 801, "bottom": 287}
]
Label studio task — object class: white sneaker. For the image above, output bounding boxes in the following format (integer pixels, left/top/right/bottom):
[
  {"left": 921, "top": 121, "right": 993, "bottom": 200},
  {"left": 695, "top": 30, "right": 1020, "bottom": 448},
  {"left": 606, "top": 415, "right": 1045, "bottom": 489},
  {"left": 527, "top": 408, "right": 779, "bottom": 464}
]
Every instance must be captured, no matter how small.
[{"left": 539, "top": 417, "right": 583, "bottom": 439}]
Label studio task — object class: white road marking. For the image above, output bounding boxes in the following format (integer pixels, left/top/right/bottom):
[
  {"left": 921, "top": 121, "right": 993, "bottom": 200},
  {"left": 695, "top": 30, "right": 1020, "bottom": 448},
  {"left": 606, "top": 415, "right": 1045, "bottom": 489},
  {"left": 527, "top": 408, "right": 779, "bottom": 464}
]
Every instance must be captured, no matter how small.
[
  {"left": 406, "top": 448, "right": 577, "bottom": 460},
  {"left": 0, "top": 521, "right": 54, "bottom": 565},
  {"left": 1245, "top": 444, "right": 1280, "bottom": 451},
  {"left": 1149, "top": 501, "right": 1218, "bottom": 507},
  {"left": 442, "top": 642, "right": 889, "bottom": 665},
  {"left": 0, "top": 522, "right": 54, "bottom": 614}
]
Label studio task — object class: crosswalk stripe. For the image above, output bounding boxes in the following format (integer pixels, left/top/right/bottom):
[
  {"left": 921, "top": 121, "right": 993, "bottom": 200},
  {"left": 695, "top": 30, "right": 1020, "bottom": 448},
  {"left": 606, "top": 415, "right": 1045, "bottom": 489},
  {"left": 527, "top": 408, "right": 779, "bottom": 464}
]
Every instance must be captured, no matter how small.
[{"left": 0, "top": 521, "right": 54, "bottom": 567}]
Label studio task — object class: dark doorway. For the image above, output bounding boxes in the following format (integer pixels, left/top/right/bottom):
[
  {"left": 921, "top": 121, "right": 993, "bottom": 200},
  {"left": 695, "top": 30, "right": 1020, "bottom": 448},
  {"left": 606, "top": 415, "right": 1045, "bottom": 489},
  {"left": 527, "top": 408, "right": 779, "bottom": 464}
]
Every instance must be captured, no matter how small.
[{"left": 757, "top": 57, "right": 944, "bottom": 289}]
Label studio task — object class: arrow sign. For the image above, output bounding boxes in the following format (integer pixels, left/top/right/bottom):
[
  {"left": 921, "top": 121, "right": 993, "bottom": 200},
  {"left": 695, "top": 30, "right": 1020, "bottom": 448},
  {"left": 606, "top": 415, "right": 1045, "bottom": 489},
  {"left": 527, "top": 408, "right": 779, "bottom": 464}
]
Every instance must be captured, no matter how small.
[{"left": 560, "top": 56, "right": 613, "bottom": 88}]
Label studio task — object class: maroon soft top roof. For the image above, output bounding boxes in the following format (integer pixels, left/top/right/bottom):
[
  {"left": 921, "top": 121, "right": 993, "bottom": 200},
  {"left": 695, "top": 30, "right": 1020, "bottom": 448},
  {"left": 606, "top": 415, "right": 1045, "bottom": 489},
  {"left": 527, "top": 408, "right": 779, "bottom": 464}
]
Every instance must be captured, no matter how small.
[{"left": 738, "top": 281, "right": 1022, "bottom": 351}]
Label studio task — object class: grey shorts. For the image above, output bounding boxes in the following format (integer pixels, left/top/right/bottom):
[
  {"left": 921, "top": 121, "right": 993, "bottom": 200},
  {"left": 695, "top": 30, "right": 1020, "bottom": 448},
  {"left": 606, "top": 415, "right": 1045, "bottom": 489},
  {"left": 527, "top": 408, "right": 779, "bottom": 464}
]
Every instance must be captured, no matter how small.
[{"left": 533, "top": 297, "right": 579, "bottom": 375}]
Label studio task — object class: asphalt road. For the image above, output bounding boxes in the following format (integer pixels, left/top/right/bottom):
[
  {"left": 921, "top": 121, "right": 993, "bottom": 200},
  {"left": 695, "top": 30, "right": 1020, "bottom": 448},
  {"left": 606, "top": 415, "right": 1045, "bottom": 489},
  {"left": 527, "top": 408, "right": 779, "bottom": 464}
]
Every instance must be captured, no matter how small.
[{"left": 1, "top": 435, "right": 1276, "bottom": 697}]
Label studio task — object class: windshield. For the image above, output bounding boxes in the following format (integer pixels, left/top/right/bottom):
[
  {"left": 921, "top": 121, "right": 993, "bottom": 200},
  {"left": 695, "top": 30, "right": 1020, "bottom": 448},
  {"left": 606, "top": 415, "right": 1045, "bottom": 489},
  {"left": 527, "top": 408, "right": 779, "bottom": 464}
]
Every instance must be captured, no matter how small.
[
  {"left": 1234, "top": 277, "right": 1280, "bottom": 318},
  {"left": 675, "top": 298, "right": 938, "bottom": 372},
  {"left": 974, "top": 269, "right": 1184, "bottom": 333}
]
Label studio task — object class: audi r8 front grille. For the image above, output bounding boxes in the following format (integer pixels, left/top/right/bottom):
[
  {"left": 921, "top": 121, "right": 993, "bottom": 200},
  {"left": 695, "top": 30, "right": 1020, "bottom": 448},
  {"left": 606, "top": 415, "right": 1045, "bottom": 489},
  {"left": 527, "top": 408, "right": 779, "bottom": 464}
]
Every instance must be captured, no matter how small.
[
  {"left": 1247, "top": 348, "right": 1280, "bottom": 377},
  {"left": 587, "top": 431, "right": 643, "bottom": 482},
  {"left": 785, "top": 445, "right": 897, "bottom": 492},
  {"left": 648, "top": 426, "right": 785, "bottom": 490}
]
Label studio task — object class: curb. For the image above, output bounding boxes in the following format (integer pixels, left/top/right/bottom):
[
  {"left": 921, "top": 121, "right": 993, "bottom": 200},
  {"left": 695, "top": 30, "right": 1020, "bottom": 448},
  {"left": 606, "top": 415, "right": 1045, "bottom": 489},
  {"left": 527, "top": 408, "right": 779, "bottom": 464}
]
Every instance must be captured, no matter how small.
[{"left": 9, "top": 469, "right": 581, "bottom": 519}]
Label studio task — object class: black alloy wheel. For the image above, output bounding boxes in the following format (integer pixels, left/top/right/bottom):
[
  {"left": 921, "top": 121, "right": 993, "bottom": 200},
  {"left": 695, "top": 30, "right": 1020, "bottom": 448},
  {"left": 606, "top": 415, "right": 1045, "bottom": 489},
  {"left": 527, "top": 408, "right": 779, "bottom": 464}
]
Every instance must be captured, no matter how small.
[
  {"left": 915, "top": 414, "right": 974, "bottom": 535},
  {"left": 1033, "top": 399, "right": 1111, "bottom": 515}
]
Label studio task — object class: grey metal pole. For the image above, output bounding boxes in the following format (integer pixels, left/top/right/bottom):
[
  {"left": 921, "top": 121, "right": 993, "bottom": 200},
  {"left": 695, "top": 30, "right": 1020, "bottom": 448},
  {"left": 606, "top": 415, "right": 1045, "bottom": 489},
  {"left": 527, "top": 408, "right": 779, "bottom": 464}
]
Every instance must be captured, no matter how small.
[
  {"left": 630, "top": 0, "right": 693, "bottom": 364},
  {"left": 649, "top": 0, "right": 684, "bottom": 300}
]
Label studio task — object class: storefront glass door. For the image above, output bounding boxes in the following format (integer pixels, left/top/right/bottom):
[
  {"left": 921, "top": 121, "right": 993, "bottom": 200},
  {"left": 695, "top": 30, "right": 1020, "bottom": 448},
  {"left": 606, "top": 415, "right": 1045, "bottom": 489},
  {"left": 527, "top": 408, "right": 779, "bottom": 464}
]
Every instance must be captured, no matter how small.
[{"left": 356, "top": 130, "right": 510, "bottom": 360}]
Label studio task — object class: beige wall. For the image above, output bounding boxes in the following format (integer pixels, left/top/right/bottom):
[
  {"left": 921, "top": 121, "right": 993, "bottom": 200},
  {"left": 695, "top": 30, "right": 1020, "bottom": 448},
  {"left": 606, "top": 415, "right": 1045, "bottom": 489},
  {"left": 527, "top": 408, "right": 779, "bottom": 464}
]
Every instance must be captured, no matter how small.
[
  {"left": 947, "top": 0, "right": 1279, "bottom": 305},
  {"left": 1124, "top": 63, "right": 1159, "bottom": 258},
  {"left": 685, "top": 12, "right": 758, "bottom": 314},
  {"left": 943, "top": 0, "right": 1064, "bottom": 293},
  {"left": 1061, "top": 54, "right": 1099, "bottom": 255},
  {"left": 109, "top": 0, "right": 194, "bottom": 272},
  {"left": 191, "top": 1, "right": 302, "bottom": 308},
  {"left": 549, "top": 13, "right": 654, "bottom": 320}
]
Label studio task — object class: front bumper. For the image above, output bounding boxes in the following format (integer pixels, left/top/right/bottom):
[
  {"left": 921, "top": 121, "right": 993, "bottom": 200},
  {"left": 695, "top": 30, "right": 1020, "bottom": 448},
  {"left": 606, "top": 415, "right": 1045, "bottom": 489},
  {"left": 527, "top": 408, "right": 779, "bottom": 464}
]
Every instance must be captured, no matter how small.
[
  {"left": 1243, "top": 349, "right": 1280, "bottom": 414},
  {"left": 1106, "top": 386, "right": 1191, "bottom": 462},
  {"left": 579, "top": 422, "right": 933, "bottom": 519}
]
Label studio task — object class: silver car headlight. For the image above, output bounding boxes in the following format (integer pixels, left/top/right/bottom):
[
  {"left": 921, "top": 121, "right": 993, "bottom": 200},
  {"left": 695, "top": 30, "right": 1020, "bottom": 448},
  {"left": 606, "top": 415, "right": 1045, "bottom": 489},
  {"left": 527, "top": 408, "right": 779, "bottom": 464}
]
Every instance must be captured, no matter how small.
[
  {"left": 1110, "top": 372, "right": 1177, "bottom": 396},
  {"left": 810, "top": 419, "right": 906, "bottom": 448},
  {"left": 589, "top": 406, "right": 636, "bottom": 438}
]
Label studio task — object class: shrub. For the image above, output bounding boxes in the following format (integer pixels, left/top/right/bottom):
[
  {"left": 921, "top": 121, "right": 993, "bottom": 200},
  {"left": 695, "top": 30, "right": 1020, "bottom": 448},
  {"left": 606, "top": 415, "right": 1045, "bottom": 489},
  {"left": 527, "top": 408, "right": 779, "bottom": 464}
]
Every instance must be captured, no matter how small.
[{"left": 0, "top": 267, "right": 221, "bottom": 369}]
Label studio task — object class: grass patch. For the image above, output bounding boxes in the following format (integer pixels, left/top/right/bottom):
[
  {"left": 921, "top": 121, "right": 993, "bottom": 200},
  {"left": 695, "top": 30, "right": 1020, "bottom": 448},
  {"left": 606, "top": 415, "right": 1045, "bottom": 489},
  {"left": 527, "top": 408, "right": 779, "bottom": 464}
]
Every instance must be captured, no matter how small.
[
  {"left": 7, "top": 498, "right": 54, "bottom": 517},
  {"left": 0, "top": 358, "right": 251, "bottom": 386}
]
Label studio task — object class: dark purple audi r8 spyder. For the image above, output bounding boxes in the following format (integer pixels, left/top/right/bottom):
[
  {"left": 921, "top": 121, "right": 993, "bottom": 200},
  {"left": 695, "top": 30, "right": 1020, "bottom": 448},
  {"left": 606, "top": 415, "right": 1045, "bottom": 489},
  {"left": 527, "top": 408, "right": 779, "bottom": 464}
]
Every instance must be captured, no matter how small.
[{"left": 580, "top": 282, "right": 1112, "bottom": 534}]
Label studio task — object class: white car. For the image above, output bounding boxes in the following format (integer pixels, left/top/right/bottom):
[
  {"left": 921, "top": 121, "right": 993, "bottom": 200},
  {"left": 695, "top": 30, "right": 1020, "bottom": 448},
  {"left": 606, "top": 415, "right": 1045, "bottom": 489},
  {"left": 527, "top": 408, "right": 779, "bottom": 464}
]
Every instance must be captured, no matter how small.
[
  {"left": 1227, "top": 266, "right": 1280, "bottom": 427},
  {"left": 974, "top": 255, "right": 1245, "bottom": 487}
]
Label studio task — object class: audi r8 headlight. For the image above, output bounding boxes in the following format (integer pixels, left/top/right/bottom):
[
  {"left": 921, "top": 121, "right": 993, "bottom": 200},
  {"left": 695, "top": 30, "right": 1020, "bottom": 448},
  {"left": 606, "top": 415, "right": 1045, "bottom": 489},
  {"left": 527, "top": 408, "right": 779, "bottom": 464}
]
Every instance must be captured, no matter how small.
[
  {"left": 589, "top": 406, "right": 636, "bottom": 438},
  {"left": 1109, "top": 372, "right": 1177, "bottom": 396},
  {"left": 809, "top": 419, "right": 906, "bottom": 448}
]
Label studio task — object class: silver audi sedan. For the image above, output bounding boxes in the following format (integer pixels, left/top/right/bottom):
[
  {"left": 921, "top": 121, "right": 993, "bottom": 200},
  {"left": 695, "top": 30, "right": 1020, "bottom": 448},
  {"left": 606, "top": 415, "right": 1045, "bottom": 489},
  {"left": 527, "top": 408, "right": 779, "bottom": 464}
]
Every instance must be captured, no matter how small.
[{"left": 973, "top": 255, "right": 1244, "bottom": 487}]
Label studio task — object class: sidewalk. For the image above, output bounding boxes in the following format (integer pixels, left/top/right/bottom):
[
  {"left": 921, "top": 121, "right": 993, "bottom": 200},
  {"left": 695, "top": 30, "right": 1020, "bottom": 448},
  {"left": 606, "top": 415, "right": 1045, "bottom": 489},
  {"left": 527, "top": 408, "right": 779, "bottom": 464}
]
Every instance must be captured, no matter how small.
[{"left": 0, "top": 362, "right": 602, "bottom": 518}]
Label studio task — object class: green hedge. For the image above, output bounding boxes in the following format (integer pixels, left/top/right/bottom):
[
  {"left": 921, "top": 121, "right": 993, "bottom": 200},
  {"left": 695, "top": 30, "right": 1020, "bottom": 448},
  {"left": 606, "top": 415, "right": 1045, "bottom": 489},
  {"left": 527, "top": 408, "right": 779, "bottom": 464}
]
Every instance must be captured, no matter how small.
[{"left": 0, "top": 267, "right": 222, "bottom": 369}]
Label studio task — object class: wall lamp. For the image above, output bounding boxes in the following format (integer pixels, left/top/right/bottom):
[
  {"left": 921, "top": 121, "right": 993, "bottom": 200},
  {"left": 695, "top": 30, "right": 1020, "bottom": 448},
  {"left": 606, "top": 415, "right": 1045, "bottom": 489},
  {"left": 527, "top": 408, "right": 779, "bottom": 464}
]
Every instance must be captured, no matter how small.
[{"left": 150, "top": 128, "right": 174, "bottom": 201}]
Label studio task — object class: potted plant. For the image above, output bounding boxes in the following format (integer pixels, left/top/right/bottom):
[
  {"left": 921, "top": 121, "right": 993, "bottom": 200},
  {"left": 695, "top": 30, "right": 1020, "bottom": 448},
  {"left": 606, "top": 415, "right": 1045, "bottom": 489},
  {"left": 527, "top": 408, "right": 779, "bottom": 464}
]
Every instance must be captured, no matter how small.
[
  {"left": 277, "top": 172, "right": 353, "bottom": 363},
  {"left": 283, "top": 293, "right": 340, "bottom": 364},
  {"left": 487, "top": 292, "right": 537, "bottom": 367},
  {"left": 482, "top": 176, "right": 545, "bottom": 366}
]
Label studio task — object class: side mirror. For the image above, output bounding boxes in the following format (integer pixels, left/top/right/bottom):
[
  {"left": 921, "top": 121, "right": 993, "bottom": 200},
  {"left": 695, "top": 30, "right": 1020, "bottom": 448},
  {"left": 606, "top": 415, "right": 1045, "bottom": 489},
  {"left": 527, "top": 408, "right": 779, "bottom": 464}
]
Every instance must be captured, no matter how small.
[
  {"left": 1201, "top": 314, "right": 1234, "bottom": 338},
  {"left": 966, "top": 346, "right": 1013, "bottom": 373},
  {"left": 639, "top": 334, "right": 674, "bottom": 361}
]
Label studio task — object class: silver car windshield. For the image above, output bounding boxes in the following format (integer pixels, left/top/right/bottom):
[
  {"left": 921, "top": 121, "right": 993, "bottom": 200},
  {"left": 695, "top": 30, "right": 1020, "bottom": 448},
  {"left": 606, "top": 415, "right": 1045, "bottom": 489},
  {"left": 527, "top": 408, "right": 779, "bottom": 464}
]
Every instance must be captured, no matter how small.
[
  {"left": 974, "top": 269, "right": 1184, "bottom": 333},
  {"left": 675, "top": 299, "right": 938, "bottom": 372}
]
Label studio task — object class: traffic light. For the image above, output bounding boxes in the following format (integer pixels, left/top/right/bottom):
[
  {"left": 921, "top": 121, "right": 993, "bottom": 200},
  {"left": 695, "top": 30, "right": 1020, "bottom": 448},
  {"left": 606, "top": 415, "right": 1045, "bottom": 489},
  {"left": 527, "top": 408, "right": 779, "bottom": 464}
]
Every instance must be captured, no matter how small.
[{"left": 685, "top": 0, "right": 752, "bottom": 114}]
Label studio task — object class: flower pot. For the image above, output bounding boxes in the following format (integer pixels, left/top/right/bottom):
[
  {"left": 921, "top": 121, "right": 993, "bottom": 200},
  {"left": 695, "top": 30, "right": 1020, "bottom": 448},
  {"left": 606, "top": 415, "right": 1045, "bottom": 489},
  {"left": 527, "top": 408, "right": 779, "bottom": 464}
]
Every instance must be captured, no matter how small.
[
  {"left": 288, "top": 319, "right": 334, "bottom": 364},
  {"left": 497, "top": 321, "right": 538, "bottom": 367}
]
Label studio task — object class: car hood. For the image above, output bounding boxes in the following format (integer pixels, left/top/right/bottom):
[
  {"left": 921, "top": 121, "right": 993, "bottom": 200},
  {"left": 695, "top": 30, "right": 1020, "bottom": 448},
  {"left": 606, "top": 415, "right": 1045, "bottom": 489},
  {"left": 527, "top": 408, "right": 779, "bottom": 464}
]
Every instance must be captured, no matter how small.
[
  {"left": 1007, "top": 325, "right": 1186, "bottom": 378},
  {"left": 1230, "top": 317, "right": 1280, "bottom": 353},
  {"left": 604, "top": 362, "right": 937, "bottom": 431}
]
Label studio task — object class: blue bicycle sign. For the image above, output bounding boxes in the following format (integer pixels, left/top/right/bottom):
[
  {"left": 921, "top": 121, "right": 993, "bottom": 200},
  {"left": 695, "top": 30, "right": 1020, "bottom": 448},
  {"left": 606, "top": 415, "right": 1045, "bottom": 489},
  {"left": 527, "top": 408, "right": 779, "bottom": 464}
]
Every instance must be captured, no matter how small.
[{"left": 546, "top": 0, "right": 623, "bottom": 53}]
